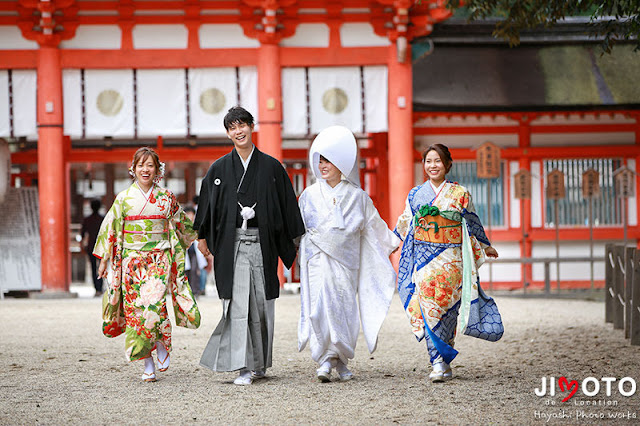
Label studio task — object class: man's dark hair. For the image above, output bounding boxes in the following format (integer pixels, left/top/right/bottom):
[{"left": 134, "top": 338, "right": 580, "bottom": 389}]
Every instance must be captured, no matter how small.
[
  {"left": 184, "top": 206, "right": 196, "bottom": 214},
  {"left": 192, "top": 195, "right": 199, "bottom": 205},
  {"left": 223, "top": 106, "right": 254, "bottom": 130},
  {"left": 90, "top": 199, "right": 101, "bottom": 214}
]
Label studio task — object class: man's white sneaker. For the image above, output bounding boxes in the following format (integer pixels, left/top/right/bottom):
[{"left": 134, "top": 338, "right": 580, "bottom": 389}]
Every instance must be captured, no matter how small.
[{"left": 234, "top": 369, "right": 253, "bottom": 385}]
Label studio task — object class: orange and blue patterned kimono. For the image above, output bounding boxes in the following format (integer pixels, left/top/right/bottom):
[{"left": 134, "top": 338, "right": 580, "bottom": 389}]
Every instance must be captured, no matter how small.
[
  {"left": 395, "top": 181, "right": 503, "bottom": 364},
  {"left": 94, "top": 182, "right": 200, "bottom": 361}
]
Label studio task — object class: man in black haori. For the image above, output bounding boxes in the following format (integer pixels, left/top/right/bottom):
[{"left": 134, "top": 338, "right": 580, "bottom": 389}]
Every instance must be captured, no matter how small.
[{"left": 194, "top": 106, "right": 305, "bottom": 385}]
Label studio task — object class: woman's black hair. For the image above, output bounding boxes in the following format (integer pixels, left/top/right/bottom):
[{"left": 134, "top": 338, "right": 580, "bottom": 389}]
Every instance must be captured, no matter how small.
[{"left": 422, "top": 144, "right": 453, "bottom": 173}]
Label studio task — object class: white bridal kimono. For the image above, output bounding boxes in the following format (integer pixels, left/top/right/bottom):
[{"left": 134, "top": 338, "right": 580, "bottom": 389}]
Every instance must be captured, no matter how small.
[{"left": 298, "top": 179, "right": 400, "bottom": 365}]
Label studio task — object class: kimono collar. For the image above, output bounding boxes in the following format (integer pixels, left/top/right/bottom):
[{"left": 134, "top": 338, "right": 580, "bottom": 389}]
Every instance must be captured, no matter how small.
[
  {"left": 135, "top": 181, "right": 155, "bottom": 199},
  {"left": 237, "top": 145, "right": 255, "bottom": 171},
  {"left": 320, "top": 180, "right": 347, "bottom": 229},
  {"left": 429, "top": 180, "right": 447, "bottom": 202}
]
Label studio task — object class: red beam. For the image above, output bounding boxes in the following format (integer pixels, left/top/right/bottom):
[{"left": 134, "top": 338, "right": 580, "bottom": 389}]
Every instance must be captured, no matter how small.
[
  {"left": 0, "top": 50, "right": 38, "bottom": 68},
  {"left": 280, "top": 47, "right": 388, "bottom": 66},
  {"left": 60, "top": 49, "right": 258, "bottom": 68},
  {"left": 415, "top": 126, "right": 519, "bottom": 135},
  {"left": 414, "top": 123, "right": 635, "bottom": 135}
]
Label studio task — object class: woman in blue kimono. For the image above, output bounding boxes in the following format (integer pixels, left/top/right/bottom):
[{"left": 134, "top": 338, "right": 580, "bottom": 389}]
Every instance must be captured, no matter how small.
[{"left": 394, "top": 144, "right": 503, "bottom": 383}]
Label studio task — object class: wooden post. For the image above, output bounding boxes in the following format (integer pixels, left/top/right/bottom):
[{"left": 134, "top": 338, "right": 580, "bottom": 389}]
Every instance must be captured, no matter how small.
[
  {"left": 387, "top": 43, "right": 413, "bottom": 225},
  {"left": 631, "top": 249, "right": 640, "bottom": 346},
  {"left": 605, "top": 244, "right": 614, "bottom": 323},
  {"left": 37, "top": 43, "right": 70, "bottom": 295},
  {"left": 257, "top": 42, "right": 282, "bottom": 161},
  {"left": 613, "top": 245, "right": 625, "bottom": 330},
  {"left": 625, "top": 247, "right": 634, "bottom": 339}
]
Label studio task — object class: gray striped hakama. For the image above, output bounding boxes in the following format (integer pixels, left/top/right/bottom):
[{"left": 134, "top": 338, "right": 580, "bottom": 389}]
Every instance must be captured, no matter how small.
[{"left": 200, "top": 229, "right": 275, "bottom": 372}]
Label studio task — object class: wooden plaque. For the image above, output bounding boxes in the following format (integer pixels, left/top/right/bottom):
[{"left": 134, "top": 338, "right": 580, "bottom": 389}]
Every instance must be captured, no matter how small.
[
  {"left": 582, "top": 169, "right": 600, "bottom": 198},
  {"left": 514, "top": 169, "right": 531, "bottom": 199},
  {"left": 476, "top": 141, "right": 501, "bottom": 179},
  {"left": 546, "top": 169, "right": 565, "bottom": 200},
  {"left": 614, "top": 167, "right": 635, "bottom": 198}
]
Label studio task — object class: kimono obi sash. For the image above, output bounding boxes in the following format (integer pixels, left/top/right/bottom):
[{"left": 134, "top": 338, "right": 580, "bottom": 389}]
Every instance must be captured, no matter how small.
[
  {"left": 122, "top": 214, "right": 170, "bottom": 250},
  {"left": 413, "top": 206, "right": 463, "bottom": 244}
]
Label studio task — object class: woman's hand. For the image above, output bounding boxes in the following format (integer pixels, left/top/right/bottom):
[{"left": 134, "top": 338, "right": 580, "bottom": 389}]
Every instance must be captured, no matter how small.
[
  {"left": 97, "top": 258, "right": 109, "bottom": 278},
  {"left": 198, "top": 239, "right": 211, "bottom": 258},
  {"left": 484, "top": 246, "right": 499, "bottom": 258}
]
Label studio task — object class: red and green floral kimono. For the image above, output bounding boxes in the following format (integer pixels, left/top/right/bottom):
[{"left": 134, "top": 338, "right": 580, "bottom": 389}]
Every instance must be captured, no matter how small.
[{"left": 94, "top": 182, "right": 200, "bottom": 361}]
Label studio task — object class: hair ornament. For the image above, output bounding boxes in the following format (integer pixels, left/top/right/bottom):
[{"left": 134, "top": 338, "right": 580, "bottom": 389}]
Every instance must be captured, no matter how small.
[{"left": 154, "top": 161, "right": 166, "bottom": 184}]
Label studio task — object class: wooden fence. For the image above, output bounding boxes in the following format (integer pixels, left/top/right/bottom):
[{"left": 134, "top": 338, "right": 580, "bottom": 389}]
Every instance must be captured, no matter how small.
[{"left": 605, "top": 244, "right": 640, "bottom": 346}]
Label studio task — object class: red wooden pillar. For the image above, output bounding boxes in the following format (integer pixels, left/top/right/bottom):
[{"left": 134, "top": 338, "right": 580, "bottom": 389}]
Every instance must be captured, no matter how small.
[
  {"left": 387, "top": 44, "right": 413, "bottom": 224},
  {"left": 257, "top": 30, "right": 285, "bottom": 284},
  {"left": 37, "top": 43, "right": 70, "bottom": 295},
  {"left": 372, "top": 133, "right": 390, "bottom": 225},
  {"left": 257, "top": 42, "right": 282, "bottom": 161},
  {"left": 635, "top": 112, "right": 640, "bottom": 250},
  {"left": 518, "top": 116, "right": 533, "bottom": 286}
]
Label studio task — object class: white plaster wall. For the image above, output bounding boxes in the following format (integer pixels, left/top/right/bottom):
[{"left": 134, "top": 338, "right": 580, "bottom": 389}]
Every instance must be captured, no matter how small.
[
  {"left": 531, "top": 241, "right": 607, "bottom": 281},
  {"left": 60, "top": 25, "right": 121, "bottom": 49},
  {"left": 531, "top": 132, "right": 635, "bottom": 146},
  {"left": 199, "top": 24, "right": 259, "bottom": 48},
  {"left": 133, "top": 24, "right": 187, "bottom": 49},
  {"left": 0, "top": 27, "right": 38, "bottom": 49},
  {"left": 478, "top": 241, "right": 522, "bottom": 283},
  {"left": 340, "top": 23, "right": 389, "bottom": 47},
  {"left": 414, "top": 134, "right": 519, "bottom": 151},
  {"left": 0, "top": 71, "right": 8, "bottom": 137},
  {"left": 280, "top": 23, "right": 329, "bottom": 47},
  {"left": 627, "top": 159, "right": 638, "bottom": 226},
  {"left": 509, "top": 160, "right": 521, "bottom": 229},
  {"left": 530, "top": 161, "right": 543, "bottom": 227}
]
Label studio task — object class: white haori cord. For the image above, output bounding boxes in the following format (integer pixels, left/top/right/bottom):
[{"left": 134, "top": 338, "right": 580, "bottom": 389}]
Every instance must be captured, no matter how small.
[{"left": 238, "top": 202, "right": 257, "bottom": 230}]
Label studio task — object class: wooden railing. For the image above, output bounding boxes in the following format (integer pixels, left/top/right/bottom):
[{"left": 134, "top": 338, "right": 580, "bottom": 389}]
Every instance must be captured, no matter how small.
[
  {"left": 485, "top": 256, "right": 604, "bottom": 293},
  {"left": 605, "top": 244, "right": 640, "bottom": 346}
]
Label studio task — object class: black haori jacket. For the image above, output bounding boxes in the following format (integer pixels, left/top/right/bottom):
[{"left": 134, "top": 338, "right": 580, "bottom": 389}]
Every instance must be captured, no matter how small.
[{"left": 194, "top": 147, "right": 305, "bottom": 300}]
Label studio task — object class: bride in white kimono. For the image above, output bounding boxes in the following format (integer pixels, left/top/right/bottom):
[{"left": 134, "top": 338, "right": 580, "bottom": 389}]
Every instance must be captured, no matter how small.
[{"left": 298, "top": 126, "right": 400, "bottom": 382}]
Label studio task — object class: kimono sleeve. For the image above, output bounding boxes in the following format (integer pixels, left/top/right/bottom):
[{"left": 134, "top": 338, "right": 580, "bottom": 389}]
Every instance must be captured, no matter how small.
[
  {"left": 194, "top": 169, "right": 212, "bottom": 240},
  {"left": 462, "top": 191, "right": 491, "bottom": 248},
  {"left": 168, "top": 193, "right": 198, "bottom": 250},
  {"left": 93, "top": 197, "right": 123, "bottom": 261},
  {"left": 363, "top": 194, "right": 400, "bottom": 255},
  {"left": 393, "top": 197, "right": 413, "bottom": 241},
  {"left": 358, "top": 192, "right": 398, "bottom": 353}
]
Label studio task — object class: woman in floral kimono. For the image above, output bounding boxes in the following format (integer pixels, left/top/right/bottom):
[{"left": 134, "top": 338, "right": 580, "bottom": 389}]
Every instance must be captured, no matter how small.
[
  {"left": 395, "top": 143, "right": 503, "bottom": 383},
  {"left": 298, "top": 126, "right": 400, "bottom": 382},
  {"left": 94, "top": 147, "right": 200, "bottom": 382}
]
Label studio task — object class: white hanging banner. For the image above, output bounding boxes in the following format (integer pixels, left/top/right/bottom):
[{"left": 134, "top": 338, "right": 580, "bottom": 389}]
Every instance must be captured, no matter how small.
[
  {"left": 281, "top": 68, "right": 307, "bottom": 136},
  {"left": 0, "top": 71, "right": 9, "bottom": 138},
  {"left": 363, "top": 66, "right": 388, "bottom": 133},
  {"left": 62, "top": 69, "right": 82, "bottom": 138},
  {"left": 238, "top": 66, "right": 259, "bottom": 132},
  {"left": 138, "top": 69, "right": 186, "bottom": 138},
  {"left": 189, "top": 67, "right": 236, "bottom": 137},
  {"left": 12, "top": 70, "right": 37, "bottom": 140},
  {"left": 309, "top": 67, "right": 362, "bottom": 134},
  {"left": 85, "top": 69, "right": 134, "bottom": 138}
]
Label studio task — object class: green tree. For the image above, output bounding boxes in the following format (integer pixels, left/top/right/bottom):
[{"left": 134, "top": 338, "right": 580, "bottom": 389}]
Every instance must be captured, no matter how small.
[{"left": 444, "top": 0, "right": 640, "bottom": 53}]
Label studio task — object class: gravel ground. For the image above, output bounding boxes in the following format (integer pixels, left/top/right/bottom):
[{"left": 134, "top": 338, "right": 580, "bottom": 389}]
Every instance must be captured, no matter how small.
[{"left": 1, "top": 289, "right": 639, "bottom": 425}]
